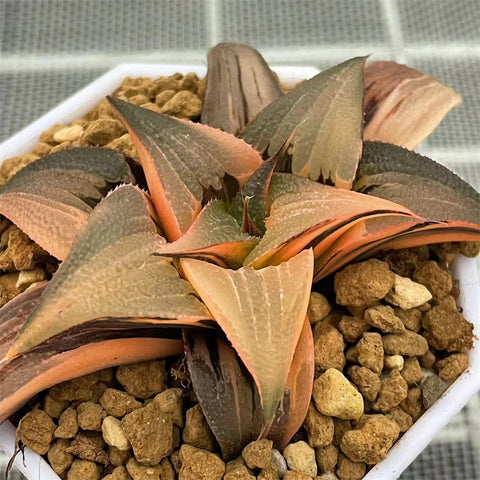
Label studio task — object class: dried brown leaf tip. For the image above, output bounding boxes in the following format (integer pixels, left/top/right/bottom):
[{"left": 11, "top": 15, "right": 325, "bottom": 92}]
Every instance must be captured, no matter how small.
[{"left": 0, "top": 43, "right": 479, "bottom": 464}]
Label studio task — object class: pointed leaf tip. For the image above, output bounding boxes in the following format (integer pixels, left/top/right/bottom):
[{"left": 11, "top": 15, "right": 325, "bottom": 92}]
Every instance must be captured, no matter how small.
[{"left": 181, "top": 249, "right": 314, "bottom": 423}]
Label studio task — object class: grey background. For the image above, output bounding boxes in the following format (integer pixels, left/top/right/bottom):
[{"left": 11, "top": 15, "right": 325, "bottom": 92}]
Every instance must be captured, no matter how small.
[{"left": 0, "top": 0, "right": 479, "bottom": 478}]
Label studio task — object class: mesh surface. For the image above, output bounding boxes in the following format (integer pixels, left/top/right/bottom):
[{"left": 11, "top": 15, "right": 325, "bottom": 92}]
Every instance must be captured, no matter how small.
[{"left": 0, "top": 1, "right": 479, "bottom": 479}]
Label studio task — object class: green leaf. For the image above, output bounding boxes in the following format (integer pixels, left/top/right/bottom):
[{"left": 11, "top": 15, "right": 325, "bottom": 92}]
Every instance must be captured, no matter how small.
[
  {"left": 181, "top": 249, "right": 314, "bottom": 423},
  {"left": 241, "top": 57, "right": 366, "bottom": 188},
  {"left": 108, "top": 97, "right": 263, "bottom": 241},
  {"left": 2, "top": 185, "right": 210, "bottom": 363},
  {"left": 201, "top": 43, "right": 283, "bottom": 135},
  {"left": 158, "top": 200, "right": 258, "bottom": 268},
  {"left": 364, "top": 61, "right": 461, "bottom": 149},
  {"left": 0, "top": 148, "right": 135, "bottom": 260}
]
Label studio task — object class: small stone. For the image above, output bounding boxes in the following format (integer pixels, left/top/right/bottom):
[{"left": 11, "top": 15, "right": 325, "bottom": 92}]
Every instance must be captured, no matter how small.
[
  {"left": 313, "top": 369, "right": 364, "bottom": 420},
  {"left": 66, "top": 433, "right": 109, "bottom": 465},
  {"left": 126, "top": 458, "right": 162, "bottom": 480},
  {"left": 50, "top": 141, "right": 73, "bottom": 153},
  {"left": 423, "top": 304, "right": 474, "bottom": 352},
  {"left": 140, "top": 102, "right": 163, "bottom": 113},
  {"left": 16, "top": 267, "right": 46, "bottom": 290},
  {"left": 102, "top": 466, "right": 131, "bottom": 480},
  {"left": 385, "top": 274, "right": 432, "bottom": 309},
  {"left": 383, "top": 331, "right": 429, "bottom": 357},
  {"left": 400, "top": 387, "right": 423, "bottom": 421},
  {"left": 384, "top": 355, "right": 404, "bottom": 371},
  {"left": 0, "top": 272, "right": 20, "bottom": 307},
  {"left": 171, "top": 449, "right": 182, "bottom": 474},
  {"left": 116, "top": 360, "right": 167, "bottom": 399},
  {"left": 160, "top": 91, "right": 202, "bottom": 119},
  {"left": 153, "top": 388, "right": 184, "bottom": 426},
  {"left": 435, "top": 353, "right": 469, "bottom": 381},
  {"left": 315, "top": 444, "right": 338, "bottom": 473},
  {"left": 67, "top": 460, "right": 102, "bottom": 480},
  {"left": 0, "top": 154, "right": 39, "bottom": 180},
  {"left": 107, "top": 134, "right": 139, "bottom": 162},
  {"left": 109, "top": 446, "right": 132, "bottom": 466},
  {"left": 40, "top": 123, "right": 67, "bottom": 143},
  {"left": 225, "top": 462, "right": 254, "bottom": 480},
  {"left": 459, "top": 241, "right": 480, "bottom": 257},
  {"left": 77, "top": 401, "right": 107, "bottom": 431},
  {"left": 283, "top": 441, "right": 317, "bottom": 477},
  {"left": 394, "top": 308, "right": 422, "bottom": 332},
  {"left": 316, "top": 475, "right": 339, "bottom": 480},
  {"left": 122, "top": 401, "right": 174, "bottom": 465},
  {"left": 155, "top": 89, "right": 177, "bottom": 106},
  {"left": 333, "top": 419, "right": 352, "bottom": 447},
  {"left": 53, "top": 124, "right": 84, "bottom": 143},
  {"left": 283, "top": 472, "right": 310, "bottom": 480},
  {"left": 364, "top": 305, "right": 405, "bottom": 333},
  {"left": 413, "top": 261, "right": 452, "bottom": 299},
  {"left": 382, "top": 249, "right": 421, "bottom": 277},
  {"left": 401, "top": 357, "right": 423, "bottom": 385},
  {"left": 183, "top": 404, "right": 215, "bottom": 451},
  {"left": 257, "top": 462, "right": 280, "bottom": 480},
  {"left": 44, "top": 394, "right": 69, "bottom": 418},
  {"left": 340, "top": 415, "right": 399, "bottom": 464},
  {"left": 345, "top": 346, "right": 359, "bottom": 363},
  {"left": 303, "top": 403, "right": 334, "bottom": 448},
  {"left": 357, "top": 332, "right": 384, "bottom": 374},
  {"left": 55, "top": 407, "right": 78, "bottom": 438},
  {"left": 373, "top": 369, "right": 408, "bottom": 413},
  {"left": 100, "top": 389, "right": 142, "bottom": 418},
  {"left": 420, "top": 350, "right": 437, "bottom": 369},
  {"left": 128, "top": 94, "right": 150, "bottom": 106},
  {"left": 272, "top": 449, "right": 288, "bottom": 477},
  {"left": 147, "top": 76, "right": 182, "bottom": 98},
  {"left": 48, "top": 439, "right": 74, "bottom": 475},
  {"left": 386, "top": 407, "right": 413, "bottom": 433},
  {"left": 179, "top": 444, "right": 225, "bottom": 480},
  {"left": 102, "top": 416, "right": 130, "bottom": 451},
  {"left": 17, "top": 408, "right": 56, "bottom": 454},
  {"left": 308, "top": 292, "right": 331, "bottom": 324},
  {"left": 338, "top": 315, "right": 369, "bottom": 343},
  {"left": 7, "top": 226, "right": 38, "bottom": 270},
  {"left": 181, "top": 72, "right": 200, "bottom": 92},
  {"left": 313, "top": 321, "right": 346, "bottom": 371},
  {"left": 50, "top": 373, "right": 99, "bottom": 401},
  {"left": 347, "top": 366, "right": 381, "bottom": 402},
  {"left": 83, "top": 118, "right": 126, "bottom": 146},
  {"left": 336, "top": 454, "right": 366, "bottom": 480},
  {"left": 334, "top": 259, "right": 395, "bottom": 307},
  {"left": 420, "top": 371, "right": 449, "bottom": 409},
  {"left": 241, "top": 439, "right": 273, "bottom": 469},
  {"left": 160, "top": 458, "right": 175, "bottom": 480}
]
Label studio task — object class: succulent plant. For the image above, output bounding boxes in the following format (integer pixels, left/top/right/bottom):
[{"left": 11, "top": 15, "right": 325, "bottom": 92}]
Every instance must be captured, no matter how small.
[{"left": 0, "top": 43, "right": 479, "bottom": 459}]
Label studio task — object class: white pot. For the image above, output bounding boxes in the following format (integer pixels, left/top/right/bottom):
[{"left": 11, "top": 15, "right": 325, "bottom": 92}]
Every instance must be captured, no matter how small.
[{"left": 0, "top": 64, "right": 479, "bottom": 480}]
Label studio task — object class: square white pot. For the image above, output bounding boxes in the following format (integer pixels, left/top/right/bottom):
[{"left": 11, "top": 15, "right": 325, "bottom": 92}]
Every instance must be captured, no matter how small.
[{"left": 0, "top": 64, "right": 479, "bottom": 480}]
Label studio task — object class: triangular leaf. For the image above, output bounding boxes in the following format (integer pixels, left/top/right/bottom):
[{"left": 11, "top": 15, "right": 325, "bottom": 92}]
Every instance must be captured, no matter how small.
[
  {"left": 3, "top": 185, "right": 210, "bottom": 363},
  {"left": 0, "top": 285, "right": 183, "bottom": 423},
  {"left": 0, "top": 148, "right": 135, "bottom": 260},
  {"left": 181, "top": 249, "right": 314, "bottom": 423},
  {"left": 108, "top": 97, "right": 263, "bottom": 241},
  {"left": 201, "top": 43, "right": 283, "bottom": 135},
  {"left": 158, "top": 200, "right": 258, "bottom": 268},
  {"left": 241, "top": 57, "right": 366, "bottom": 188},
  {"left": 364, "top": 61, "right": 461, "bottom": 149}
]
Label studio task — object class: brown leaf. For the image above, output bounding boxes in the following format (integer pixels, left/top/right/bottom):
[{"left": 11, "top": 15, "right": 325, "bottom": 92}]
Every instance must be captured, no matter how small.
[
  {"left": 108, "top": 97, "right": 263, "bottom": 241},
  {"left": 241, "top": 57, "right": 366, "bottom": 188},
  {"left": 201, "top": 43, "right": 283, "bottom": 135},
  {"left": 0, "top": 148, "right": 135, "bottom": 260},
  {"left": 364, "top": 61, "right": 461, "bottom": 149}
]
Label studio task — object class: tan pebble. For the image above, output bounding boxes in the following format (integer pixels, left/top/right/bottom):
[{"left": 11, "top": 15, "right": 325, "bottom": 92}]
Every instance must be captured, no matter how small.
[
  {"left": 83, "top": 118, "right": 126, "bottom": 146},
  {"left": 316, "top": 443, "right": 338, "bottom": 473},
  {"left": 357, "top": 332, "right": 384, "bottom": 374},
  {"left": 102, "top": 465, "right": 130, "bottom": 480},
  {"left": 107, "top": 133, "right": 139, "bottom": 162},
  {"left": 383, "top": 331, "right": 429, "bottom": 357},
  {"left": 44, "top": 394, "right": 69, "bottom": 419},
  {"left": 458, "top": 241, "right": 480, "bottom": 257},
  {"left": 196, "top": 78, "right": 207, "bottom": 101},
  {"left": 313, "top": 369, "right": 364, "bottom": 420},
  {"left": 345, "top": 346, "right": 359, "bottom": 363},
  {"left": 179, "top": 444, "right": 225, "bottom": 480},
  {"left": 303, "top": 402, "right": 334, "bottom": 448},
  {"left": 394, "top": 308, "right": 422, "bottom": 332},
  {"left": 283, "top": 471, "right": 311, "bottom": 480},
  {"left": 257, "top": 462, "right": 280, "bottom": 480},
  {"left": 384, "top": 355, "right": 404, "bottom": 371},
  {"left": 420, "top": 371, "right": 449, "bottom": 409},
  {"left": 373, "top": 369, "right": 408, "bottom": 413},
  {"left": 160, "top": 457, "right": 176, "bottom": 480},
  {"left": 364, "top": 305, "right": 405, "bottom": 333},
  {"left": 67, "top": 459, "right": 101, "bottom": 480},
  {"left": 50, "top": 142, "right": 73, "bottom": 153},
  {"left": 100, "top": 388, "right": 142, "bottom": 418},
  {"left": 182, "top": 404, "right": 215, "bottom": 451},
  {"left": 385, "top": 274, "right": 432, "bottom": 309},
  {"left": 0, "top": 153, "right": 39, "bottom": 181},
  {"left": 153, "top": 388, "right": 184, "bottom": 427},
  {"left": 140, "top": 102, "right": 164, "bottom": 113},
  {"left": 160, "top": 91, "right": 202, "bottom": 119},
  {"left": 313, "top": 321, "right": 346, "bottom": 371},
  {"left": 48, "top": 438, "right": 73, "bottom": 475},
  {"left": 109, "top": 446, "right": 132, "bottom": 466},
  {"left": 242, "top": 438, "right": 273, "bottom": 469},
  {"left": 16, "top": 267, "right": 46, "bottom": 291},
  {"left": 316, "top": 474, "right": 340, "bottom": 480},
  {"left": 333, "top": 418, "right": 352, "bottom": 446},
  {"left": 116, "top": 360, "right": 166, "bottom": 399},
  {"left": 347, "top": 366, "right": 381, "bottom": 402},
  {"left": 420, "top": 349, "right": 437, "bottom": 369},
  {"left": 155, "top": 89, "right": 177, "bottom": 107},
  {"left": 181, "top": 72, "right": 200, "bottom": 92},
  {"left": 170, "top": 449, "right": 182, "bottom": 473},
  {"left": 413, "top": 261, "right": 452, "bottom": 299},
  {"left": 435, "top": 353, "right": 469, "bottom": 381},
  {"left": 126, "top": 457, "right": 161, "bottom": 480},
  {"left": 66, "top": 433, "right": 109, "bottom": 465},
  {"left": 53, "top": 124, "right": 84, "bottom": 143},
  {"left": 147, "top": 76, "right": 182, "bottom": 98},
  {"left": 400, "top": 387, "right": 424, "bottom": 421},
  {"left": 17, "top": 408, "right": 56, "bottom": 454},
  {"left": 283, "top": 441, "right": 317, "bottom": 477},
  {"left": 334, "top": 259, "right": 395, "bottom": 307},
  {"left": 32, "top": 142, "right": 53, "bottom": 157},
  {"left": 336, "top": 454, "right": 366, "bottom": 480},
  {"left": 7, "top": 226, "right": 37, "bottom": 270},
  {"left": 77, "top": 401, "right": 107, "bottom": 431},
  {"left": 55, "top": 407, "right": 78, "bottom": 438},
  {"left": 423, "top": 304, "right": 473, "bottom": 352},
  {"left": 401, "top": 357, "right": 423, "bottom": 385},
  {"left": 128, "top": 94, "right": 150, "bottom": 106},
  {"left": 382, "top": 249, "right": 421, "bottom": 277},
  {"left": 340, "top": 415, "right": 399, "bottom": 464},
  {"left": 122, "top": 401, "right": 174, "bottom": 465},
  {"left": 90, "top": 382, "right": 108, "bottom": 403},
  {"left": 40, "top": 123, "right": 67, "bottom": 143},
  {"left": 308, "top": 292, "right": 331, "bottom": 324},
  {"left": 338, "top": 315, "right": 369, "bottom": 343},
  {"left": 386, "top": 406, "right": 413, "bottom": 433},
  {"left": 102, "top": 416, "right": 130, "bottom": 451},
  {"left": 95, "top": 99, "right": 114, "bottom": 118},
  {"left": 0, "top": 272, "right": 21, "bottom": 307}
]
